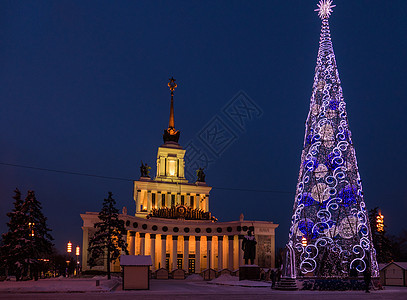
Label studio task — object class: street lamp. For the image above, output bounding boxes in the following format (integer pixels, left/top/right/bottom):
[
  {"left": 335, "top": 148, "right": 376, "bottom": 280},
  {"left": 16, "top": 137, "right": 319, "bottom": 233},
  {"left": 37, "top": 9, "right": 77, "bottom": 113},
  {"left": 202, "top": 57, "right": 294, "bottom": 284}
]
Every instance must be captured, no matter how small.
[
  {"left": 75, "top": 246, "right": 80, "bottom": 275},
  {"left": 376, "top": 210, "right": 384, "bottom": 232},
  {"left": 67, "top": 241, "right": 72, "bottom": 253}
]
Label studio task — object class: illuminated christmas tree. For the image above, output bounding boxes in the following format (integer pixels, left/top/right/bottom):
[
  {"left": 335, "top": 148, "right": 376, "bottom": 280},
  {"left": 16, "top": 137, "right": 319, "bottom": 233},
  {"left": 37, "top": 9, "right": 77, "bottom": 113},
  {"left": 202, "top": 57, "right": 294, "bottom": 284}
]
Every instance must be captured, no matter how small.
[{"left": 285, "top": 1, "right": 379, "bottom": 278}]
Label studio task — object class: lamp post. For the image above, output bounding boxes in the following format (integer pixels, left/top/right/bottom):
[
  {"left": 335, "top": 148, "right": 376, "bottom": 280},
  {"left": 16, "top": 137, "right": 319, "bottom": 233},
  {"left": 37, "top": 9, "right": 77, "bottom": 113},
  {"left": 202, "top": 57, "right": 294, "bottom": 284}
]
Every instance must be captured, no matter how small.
[
  {"left": 76, "top": 246, "right": 80, "bottom": 275},
  {"left": 66, "top": 241, "right": 72, "bottom": 277},
  {"left": 376, "top": 210, "right": 384, "bottom": 232}
]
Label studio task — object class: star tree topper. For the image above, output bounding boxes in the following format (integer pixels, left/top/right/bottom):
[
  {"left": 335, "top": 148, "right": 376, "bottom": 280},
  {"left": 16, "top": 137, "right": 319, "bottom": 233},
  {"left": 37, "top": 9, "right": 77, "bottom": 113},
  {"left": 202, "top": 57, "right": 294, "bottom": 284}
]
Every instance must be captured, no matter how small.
[{"left": 315, "top": 0, "right": 336, "bottom": 19}]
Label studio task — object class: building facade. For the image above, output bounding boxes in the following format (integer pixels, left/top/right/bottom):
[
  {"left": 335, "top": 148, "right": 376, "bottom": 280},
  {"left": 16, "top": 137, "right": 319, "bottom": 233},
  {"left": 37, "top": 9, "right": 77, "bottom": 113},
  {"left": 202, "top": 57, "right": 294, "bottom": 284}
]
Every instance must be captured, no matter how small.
[{"left": 81, "top": 78, "right": 278, "bottom": 274}]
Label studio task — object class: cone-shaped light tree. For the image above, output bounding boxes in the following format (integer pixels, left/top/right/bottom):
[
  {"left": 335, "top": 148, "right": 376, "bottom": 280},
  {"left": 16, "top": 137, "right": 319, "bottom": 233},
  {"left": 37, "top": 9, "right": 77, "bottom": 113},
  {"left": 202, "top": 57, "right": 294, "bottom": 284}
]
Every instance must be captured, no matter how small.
[{"left": 285, "top": 1, "right": 379, "bottom": 278}]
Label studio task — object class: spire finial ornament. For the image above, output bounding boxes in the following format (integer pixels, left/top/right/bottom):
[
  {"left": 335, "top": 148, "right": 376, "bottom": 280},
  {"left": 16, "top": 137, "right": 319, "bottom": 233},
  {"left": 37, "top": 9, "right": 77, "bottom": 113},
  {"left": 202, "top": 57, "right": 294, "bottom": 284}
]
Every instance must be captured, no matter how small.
[
  {"left": 163, "top": 77, "right": 180, "bottom": 143},
  {"left": 315, "top": 0, "right": 336, "bottom": 19}
]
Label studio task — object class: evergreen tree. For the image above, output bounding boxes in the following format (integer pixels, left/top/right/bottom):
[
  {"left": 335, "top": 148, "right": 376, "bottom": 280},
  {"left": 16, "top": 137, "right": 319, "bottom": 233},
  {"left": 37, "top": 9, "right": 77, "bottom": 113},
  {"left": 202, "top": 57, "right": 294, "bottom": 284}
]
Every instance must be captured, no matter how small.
[
  {"left": 368, "top": 207, "right": 393, "bottom": 263},
  {"left": 0, "top": 189, "right": 53, "bottom": 279},
  {"left": 0, "top": 189, "right": 28, "bottom": 278},
  {"left": 88, "top": 192, "right": 128, "bottom": 279},
  {"left": 20, "top": 190, "right": 54, "bottom": 279}
]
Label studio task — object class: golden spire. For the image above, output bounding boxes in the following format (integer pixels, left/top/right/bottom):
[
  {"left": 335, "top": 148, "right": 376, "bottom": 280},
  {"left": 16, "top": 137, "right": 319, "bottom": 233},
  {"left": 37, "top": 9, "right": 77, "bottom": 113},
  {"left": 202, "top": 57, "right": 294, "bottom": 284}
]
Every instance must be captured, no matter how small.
[
  {"left": 163, "top": 77, "right": 180, "bottom": 143},
  {"left": 168, "top": 77, "right": 177, "bottom": 129}
]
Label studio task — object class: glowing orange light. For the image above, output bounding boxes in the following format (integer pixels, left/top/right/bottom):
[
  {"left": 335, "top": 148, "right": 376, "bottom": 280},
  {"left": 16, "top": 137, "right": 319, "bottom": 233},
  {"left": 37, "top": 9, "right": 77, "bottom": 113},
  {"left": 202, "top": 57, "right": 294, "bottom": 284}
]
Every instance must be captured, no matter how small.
[
  {"left": 67, "top": 241, "right": 72, "bottom": 253},
  {"left": 76, "top": 246, "right": 80, "bottom": 256},
  {"left": 301, "top": 236, "right": 308, "bottom": 247},
  {"left": 376, "top": 210, "right": 384, "bottom": 232},
  {"left": 28, "top": 222, "right": 35, "bottom": 237}
]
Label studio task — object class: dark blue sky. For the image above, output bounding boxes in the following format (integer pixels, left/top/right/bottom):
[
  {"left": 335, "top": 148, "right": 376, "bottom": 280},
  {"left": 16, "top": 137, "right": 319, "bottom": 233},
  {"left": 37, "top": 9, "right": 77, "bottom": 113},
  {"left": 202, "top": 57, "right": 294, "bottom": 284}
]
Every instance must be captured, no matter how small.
[{"left": 0, "top": 0, "right": 406, "bottom": 253}]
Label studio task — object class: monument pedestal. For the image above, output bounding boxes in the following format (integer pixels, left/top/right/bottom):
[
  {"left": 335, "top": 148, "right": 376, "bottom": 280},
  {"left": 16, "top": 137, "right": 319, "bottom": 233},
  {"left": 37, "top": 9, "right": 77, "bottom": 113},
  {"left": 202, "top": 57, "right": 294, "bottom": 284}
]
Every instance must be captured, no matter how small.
[{"left": 239, "top": 265, "right": 260, "bottom": 281}]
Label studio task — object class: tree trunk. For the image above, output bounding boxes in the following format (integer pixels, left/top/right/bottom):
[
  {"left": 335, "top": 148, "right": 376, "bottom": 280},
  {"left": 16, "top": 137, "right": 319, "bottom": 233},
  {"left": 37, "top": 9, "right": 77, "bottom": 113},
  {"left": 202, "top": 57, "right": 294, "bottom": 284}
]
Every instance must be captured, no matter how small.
[{"left": 107, "top": 247, "right": 111, "bottom": 280}]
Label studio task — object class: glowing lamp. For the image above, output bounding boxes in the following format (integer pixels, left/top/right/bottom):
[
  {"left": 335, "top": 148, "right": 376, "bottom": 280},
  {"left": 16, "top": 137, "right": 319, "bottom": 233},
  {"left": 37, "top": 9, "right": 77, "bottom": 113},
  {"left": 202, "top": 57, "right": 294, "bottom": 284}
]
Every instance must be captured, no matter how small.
[
  {"left": 67, "top": 241, "right": 72, "bottom": 253},
  {"left": 376, "top": 210, "right": 384, "bottom": 232},
  {"left": 76, "top": 246, "right": 80, "bottom": 256},
  {"left": 168, "top": 160, "right": 176, "bottom": 176},
  {"left": 301, "top": 236, "right": 308, "bottom": 247}
]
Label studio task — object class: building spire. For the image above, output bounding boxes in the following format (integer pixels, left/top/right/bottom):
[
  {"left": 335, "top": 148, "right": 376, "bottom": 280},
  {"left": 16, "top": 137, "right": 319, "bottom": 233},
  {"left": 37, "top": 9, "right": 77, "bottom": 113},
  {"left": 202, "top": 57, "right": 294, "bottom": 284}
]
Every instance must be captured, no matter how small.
[
  {"left": 163, "top": 77, "right": 180, "bottom": 143},
  {"left": 168, "top": 77, "right": 177, "bottom": 129}
]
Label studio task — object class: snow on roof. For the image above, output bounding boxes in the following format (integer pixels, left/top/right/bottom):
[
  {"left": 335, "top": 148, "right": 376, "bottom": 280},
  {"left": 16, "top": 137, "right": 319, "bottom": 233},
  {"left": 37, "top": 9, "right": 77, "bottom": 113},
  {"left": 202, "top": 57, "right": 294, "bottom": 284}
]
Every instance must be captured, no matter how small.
[
  {"left": 393, "top": 262, "right": 407, "bottom": 270},
  {"left": 381, "top": 262, "right": 407, "bottom": 270},
  {"left": 120, "top": 255, "right": 152, "bottom": 266}
]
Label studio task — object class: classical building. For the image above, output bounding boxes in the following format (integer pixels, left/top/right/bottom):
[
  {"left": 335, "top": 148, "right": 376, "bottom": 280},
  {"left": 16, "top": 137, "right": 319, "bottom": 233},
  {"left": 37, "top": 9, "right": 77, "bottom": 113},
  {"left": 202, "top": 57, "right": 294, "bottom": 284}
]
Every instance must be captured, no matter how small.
[{"left": 81, "top": 78, "right": 278, "bottom": 274}]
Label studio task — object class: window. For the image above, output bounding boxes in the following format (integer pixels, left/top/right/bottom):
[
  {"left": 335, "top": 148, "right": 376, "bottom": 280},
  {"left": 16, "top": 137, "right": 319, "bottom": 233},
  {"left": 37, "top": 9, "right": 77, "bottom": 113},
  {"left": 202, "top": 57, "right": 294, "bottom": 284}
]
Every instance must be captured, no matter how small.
[
  {"left": 152, "top": 193, "right": 156, "bottom": 208},
  {"left": 177, "top": 259, "right": 183, "bottom": 270},
  {"left": 188, "top": 258, "right": 195, "bottom": 273},
  {"left": 162, "top": 194, "right": 166, "bottom": 207},
  {"left": 181, "top": 195, "right": 185, "bottom": 206},
  {"left": 190, "top": 196, "right": 194, "bottom": 208},
  {"left": 171, "top": 194, "right": 175, "bottom": 207}
]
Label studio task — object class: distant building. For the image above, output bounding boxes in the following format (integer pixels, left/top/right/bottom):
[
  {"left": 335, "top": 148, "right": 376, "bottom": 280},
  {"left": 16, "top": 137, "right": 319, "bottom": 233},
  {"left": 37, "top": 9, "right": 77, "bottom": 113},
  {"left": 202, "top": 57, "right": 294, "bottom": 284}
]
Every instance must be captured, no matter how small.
[{"left": 80, "top": 78, "right": 278, "bottom": 274}]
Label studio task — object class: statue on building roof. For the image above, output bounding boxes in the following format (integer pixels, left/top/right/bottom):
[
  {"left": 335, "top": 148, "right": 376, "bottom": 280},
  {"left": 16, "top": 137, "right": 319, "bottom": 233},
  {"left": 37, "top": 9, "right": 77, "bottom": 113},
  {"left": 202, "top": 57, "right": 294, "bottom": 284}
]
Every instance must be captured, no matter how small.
[
  {"left": 140, "top": 161, "right": 151, "bottom": 178},
  {"left": 196, "top": 168, "right": 206, "bottom": 182}
]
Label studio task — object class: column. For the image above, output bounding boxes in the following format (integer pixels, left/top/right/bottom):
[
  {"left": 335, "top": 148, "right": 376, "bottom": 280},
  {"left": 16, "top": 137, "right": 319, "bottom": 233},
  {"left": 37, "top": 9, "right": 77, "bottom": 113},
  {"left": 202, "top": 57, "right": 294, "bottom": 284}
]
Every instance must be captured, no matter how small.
[
  {"left": 161, "top": 235, "right": 167, "bottom": 269},
  {"left": 147, "top": 191, "right": 152, "bottom": 213},
  {"left": 207, "top": 236, "right": 212, "bottom": 270},
  {"left": 217, "top": 236, "right": 223, "bottom": 270},
  {"left": 172, "top": 235, "right": 178, "bottom": 270},
  {"left": 183, "top": 236, "right": 189, "bottom": 273},
  {"left": 150, "top": 234, "right": 156, "bottom": 271},
  {"left": 129, "top": 232, "right": 135, "bottom": 255},
  {"left": 228, "top": 235, "right": 234, "bottom": 270},
  {"left": 135, "top": 189, "right": 141, "bottom": 212},
  {"left": 186, "top": 194, "right": 190, "bottom": 207},
  {"left": 177, "top": 193, "right": 181, "bottom": 206},
  {"left": 166, "top": 192, "right": 171, "bottom": 207},
  {"left": 238, "top": 235, "right": 244, "bottom": 266},
  {"left": 195, "top": 236, "right": 201, "bottom": 273},
  {"left": 82, "top": 227, "right": 89, "bottom": 270},
  {"left": 205, "top": 195, "right": 209, "bottom": 212},
  {"left": 157, "top": 192, "right": 161, "bottom": 208},
  {"left": 196, "top": 194, "right": 200, "bottom": 210},
  {"left": 139, "top": 233, "right": 146, "bottom": 255}
]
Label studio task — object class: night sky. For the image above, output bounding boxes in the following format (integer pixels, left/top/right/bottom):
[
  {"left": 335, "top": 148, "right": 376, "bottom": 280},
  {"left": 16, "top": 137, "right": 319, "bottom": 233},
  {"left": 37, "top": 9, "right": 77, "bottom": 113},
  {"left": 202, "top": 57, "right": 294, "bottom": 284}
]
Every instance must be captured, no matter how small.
[{"left": 0, "top": 0, "right": 406, "bottom": 254}]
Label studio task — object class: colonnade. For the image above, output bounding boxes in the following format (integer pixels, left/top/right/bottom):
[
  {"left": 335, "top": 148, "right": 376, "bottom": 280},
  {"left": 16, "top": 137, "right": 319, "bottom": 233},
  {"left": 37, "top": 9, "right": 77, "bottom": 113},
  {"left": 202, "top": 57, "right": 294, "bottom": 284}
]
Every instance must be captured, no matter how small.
[
  {"left": 135, "top": 190, "right": 209, "bottom": 214},
  {"left": 128, "top": 232, "right": 245, "bottom": 273}
]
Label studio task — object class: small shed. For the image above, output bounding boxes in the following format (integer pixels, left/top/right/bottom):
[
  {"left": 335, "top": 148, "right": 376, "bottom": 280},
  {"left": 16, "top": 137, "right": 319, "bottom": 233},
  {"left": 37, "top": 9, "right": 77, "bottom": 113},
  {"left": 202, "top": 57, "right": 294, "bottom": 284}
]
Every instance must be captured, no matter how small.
[
  {"left": 120, "top": 255, "right": 152, "bottom": 290},
  {"left": 202, "top": 268, "right": 217, "bottom": 281},
  {"left": 155, "top": 268, "right": 169, "bottom": 279},
  {"left": 380, "top": 262, "right": 407, "bottom": 286},
  {"left": 172, "top": 269, "right": 186, "bottom": 280}
]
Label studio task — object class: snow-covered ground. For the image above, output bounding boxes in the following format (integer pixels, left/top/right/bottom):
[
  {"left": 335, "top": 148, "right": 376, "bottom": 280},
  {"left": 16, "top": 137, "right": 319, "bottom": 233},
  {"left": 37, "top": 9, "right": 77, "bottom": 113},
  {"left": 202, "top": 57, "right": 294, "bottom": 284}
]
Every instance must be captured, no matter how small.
[
  {"left": 0, "top": 276, "right": 119, "bottom": 293},
  {"left": 0, "top": 276, "right": 406, "bottom": 300}
]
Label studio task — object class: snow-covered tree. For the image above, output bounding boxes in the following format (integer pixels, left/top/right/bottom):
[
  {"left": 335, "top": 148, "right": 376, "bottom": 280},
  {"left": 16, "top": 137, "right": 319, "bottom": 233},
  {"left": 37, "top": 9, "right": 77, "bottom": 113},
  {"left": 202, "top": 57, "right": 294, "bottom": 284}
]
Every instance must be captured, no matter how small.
[
  {"left": 88, "top": 192, "right": 128, "bottom": 279},
  {"left": 0, "top": 189, "right": 53, "bottom": 280},
  {"left": 20, "top": 190, "right": 54, "bottom": 279},
  {"left": 1, "top": 189, "right": 28, "bottom": 278}
]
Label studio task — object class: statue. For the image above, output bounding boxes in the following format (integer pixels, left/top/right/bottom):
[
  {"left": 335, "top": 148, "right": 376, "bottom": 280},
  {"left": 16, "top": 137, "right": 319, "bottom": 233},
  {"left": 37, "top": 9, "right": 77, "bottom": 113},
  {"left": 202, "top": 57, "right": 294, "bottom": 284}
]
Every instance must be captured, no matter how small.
[
  {"left": 242, "top": 230, "right": 257, "bottom": 265},
  {"left": 122, "top": 206, "right": 127, "bottom": 215},
  {"left": 140, "top": 161, "right": 151, "bottom": 178},
  {"left": 196, "top": 168, "right": 206, "bottom": 182}
]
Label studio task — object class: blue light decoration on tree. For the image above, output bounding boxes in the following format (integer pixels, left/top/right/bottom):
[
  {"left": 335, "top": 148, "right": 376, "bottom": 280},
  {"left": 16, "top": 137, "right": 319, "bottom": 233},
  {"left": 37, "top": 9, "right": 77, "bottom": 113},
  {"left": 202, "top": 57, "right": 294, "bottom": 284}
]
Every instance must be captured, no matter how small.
[{"left": 284, "top": 1, "right": 379, "bottom": 278}]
